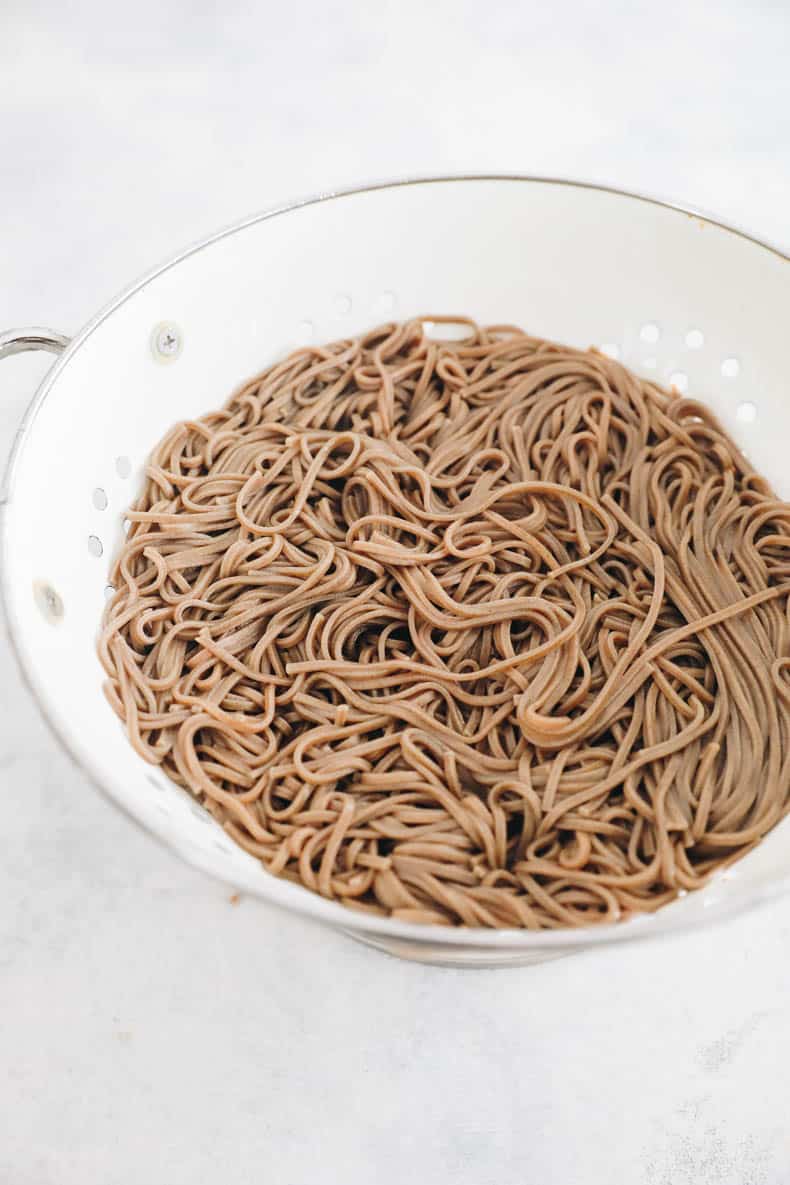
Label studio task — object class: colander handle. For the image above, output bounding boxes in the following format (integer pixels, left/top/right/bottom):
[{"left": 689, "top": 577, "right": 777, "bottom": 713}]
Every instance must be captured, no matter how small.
[{"left": 0, "top": 328, "right": 71, "bottom": 360}]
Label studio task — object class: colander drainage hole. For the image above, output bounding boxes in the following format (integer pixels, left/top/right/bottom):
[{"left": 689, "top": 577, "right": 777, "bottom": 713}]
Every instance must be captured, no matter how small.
[
  {"left": 115, "top": 456, "right": 131, "bottom": 479},
  {"left": 88, "top": 535, "right": 103, "bottom": 558},
  {"left": 92, "top": 487, "right": 108, "bottom": 510},
  {"left": 736, "top": 401, "right": 757, "bottom": 424}
]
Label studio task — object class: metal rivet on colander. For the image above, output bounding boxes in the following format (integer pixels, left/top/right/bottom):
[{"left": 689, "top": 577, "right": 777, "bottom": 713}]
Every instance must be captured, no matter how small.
[
  {"left": 33, "top": 581, "right": 64, "bottom": 623},
  {"left": 151, "top": 322, "right": 183, "bottom": 362}
]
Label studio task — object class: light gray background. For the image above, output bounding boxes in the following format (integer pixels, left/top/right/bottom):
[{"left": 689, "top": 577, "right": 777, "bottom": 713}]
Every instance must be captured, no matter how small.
[{"left": 2, "top": 3, "right": 789, "bottom": 1183}]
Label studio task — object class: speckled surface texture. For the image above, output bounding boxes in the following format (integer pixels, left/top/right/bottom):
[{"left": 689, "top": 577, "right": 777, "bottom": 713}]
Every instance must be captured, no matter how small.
[{"left": 2, "top": 2, "right": 789, "bottom": 1182}]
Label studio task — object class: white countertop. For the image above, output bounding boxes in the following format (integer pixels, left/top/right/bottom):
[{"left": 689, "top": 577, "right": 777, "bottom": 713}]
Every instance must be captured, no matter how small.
[{"left": 2, "top": 2, "right": 789, "bottom": 1182}]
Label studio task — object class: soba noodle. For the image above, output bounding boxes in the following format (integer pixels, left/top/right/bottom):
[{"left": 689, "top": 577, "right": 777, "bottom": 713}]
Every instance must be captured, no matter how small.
[{"left": 99, "top": 318, "right": 790, "bottom": 928}]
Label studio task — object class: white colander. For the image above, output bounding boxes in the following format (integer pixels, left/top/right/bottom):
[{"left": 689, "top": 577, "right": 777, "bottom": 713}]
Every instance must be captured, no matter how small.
[{"left": 2, "top": 177, "right": 788, "bottom": 967}]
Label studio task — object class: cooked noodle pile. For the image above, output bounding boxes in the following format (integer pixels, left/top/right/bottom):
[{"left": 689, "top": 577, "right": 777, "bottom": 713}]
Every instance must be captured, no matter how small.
[{"left": 99, "top": 318, "right": 790, "bottom": 928}]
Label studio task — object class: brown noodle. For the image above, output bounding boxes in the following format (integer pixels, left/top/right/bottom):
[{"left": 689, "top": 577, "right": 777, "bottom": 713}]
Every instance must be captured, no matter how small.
[{"left": 99, "top": 318, "right": 790, "bottom": 928}]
